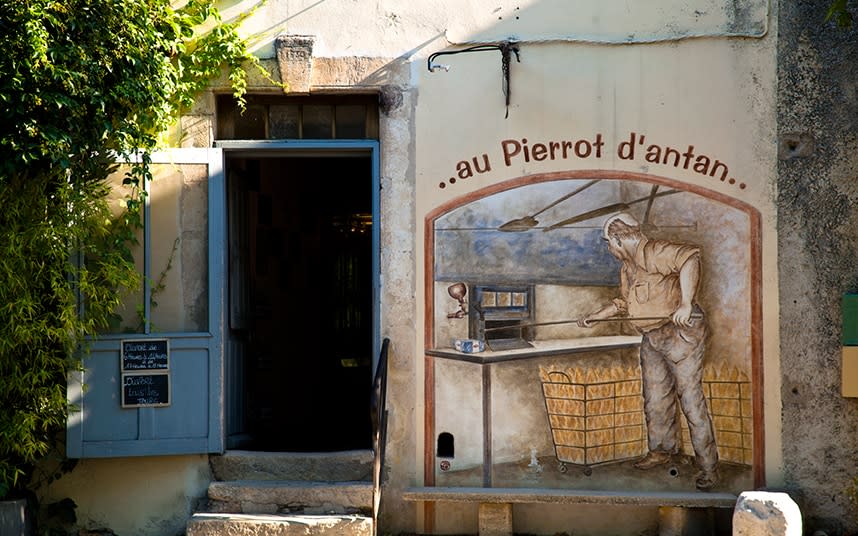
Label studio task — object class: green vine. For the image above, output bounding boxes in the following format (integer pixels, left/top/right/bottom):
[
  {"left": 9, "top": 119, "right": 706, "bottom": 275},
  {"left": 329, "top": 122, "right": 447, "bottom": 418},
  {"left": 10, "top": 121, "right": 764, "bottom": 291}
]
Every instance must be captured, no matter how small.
[
  {"left": 131, "top": 237, "right": 181, "bottom": 333},
  {"left": 826, "top": 0, "right": 854, "bottom": 28},
  {"left": 172, "top": 0, "right": 283, "bottom": 113},
  {"left": 0, "top": 0, "right": 267, "bottom": 501}
]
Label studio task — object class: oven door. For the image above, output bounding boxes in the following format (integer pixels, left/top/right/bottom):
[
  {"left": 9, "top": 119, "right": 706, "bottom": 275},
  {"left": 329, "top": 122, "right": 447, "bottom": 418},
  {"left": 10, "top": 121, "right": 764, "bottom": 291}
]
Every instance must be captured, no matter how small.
[{"left": 468, "top": 284, "right": 535, "bottom": 351}]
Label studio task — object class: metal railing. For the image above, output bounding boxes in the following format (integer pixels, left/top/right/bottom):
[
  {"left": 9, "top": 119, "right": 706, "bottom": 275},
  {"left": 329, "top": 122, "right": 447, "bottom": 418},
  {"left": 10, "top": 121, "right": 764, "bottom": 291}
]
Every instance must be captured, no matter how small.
[{"left": 371, "top": 337, "right": 390, "bottom": 535}]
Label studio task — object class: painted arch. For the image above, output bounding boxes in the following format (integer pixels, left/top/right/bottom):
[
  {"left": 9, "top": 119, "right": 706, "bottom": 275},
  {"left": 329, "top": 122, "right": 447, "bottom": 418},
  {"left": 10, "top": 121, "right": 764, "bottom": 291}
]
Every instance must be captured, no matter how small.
[{"left": 423, "top": 170, "right": 763, "bottom": 494}]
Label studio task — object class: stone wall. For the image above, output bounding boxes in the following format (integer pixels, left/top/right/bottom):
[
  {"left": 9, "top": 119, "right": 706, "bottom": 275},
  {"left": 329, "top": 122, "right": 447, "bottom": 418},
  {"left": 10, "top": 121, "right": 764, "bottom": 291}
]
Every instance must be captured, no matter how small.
[{"left": 778, "top": 0, "right": 858, "bottom": 532}]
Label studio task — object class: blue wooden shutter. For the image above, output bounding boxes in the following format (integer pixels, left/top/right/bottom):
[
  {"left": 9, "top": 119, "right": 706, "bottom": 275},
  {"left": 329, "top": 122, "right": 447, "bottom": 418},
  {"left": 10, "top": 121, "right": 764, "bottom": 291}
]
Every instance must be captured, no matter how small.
[{"left": 67, "top": 149, "right": 225, "bottom": 458}]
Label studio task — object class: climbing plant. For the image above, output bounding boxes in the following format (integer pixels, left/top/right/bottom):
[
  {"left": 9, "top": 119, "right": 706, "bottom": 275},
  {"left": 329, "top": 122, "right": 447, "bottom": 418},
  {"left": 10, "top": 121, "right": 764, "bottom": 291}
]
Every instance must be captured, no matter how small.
[
  {"left": 827, "top": 0, "right": 855, "bottom": 27},
  {"left": 0, "top": 0, "right": 264, "bottom": 500}
]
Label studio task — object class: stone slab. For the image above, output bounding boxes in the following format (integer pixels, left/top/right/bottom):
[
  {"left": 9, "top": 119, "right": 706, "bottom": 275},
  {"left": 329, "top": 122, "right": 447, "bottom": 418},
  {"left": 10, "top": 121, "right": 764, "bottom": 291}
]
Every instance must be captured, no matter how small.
[
  {"left": 403, "top": 487, "right": 738, "bottom": 508},
  {"left": 210, "top": 450, "right": 373, "bottom": 482},
  {"left": 209, "top": 480, "right": 373, "bottom": 511},
  {"left": 187, "top": 513, "right": 372, "bottom": 536}
]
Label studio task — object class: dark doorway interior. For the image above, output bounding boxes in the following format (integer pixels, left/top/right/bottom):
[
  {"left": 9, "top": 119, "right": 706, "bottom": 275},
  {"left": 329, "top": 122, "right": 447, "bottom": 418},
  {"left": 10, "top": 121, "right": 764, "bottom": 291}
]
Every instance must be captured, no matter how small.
[{"left": 227, "top": 155, "right": 373, "bottom": 452}]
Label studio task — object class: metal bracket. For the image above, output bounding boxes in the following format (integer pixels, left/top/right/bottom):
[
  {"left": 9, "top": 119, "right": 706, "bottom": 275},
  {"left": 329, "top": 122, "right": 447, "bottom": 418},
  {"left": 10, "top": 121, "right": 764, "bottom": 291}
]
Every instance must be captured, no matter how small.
[{"left": 427, "top": 41, "right": 521, "bottom": 118}]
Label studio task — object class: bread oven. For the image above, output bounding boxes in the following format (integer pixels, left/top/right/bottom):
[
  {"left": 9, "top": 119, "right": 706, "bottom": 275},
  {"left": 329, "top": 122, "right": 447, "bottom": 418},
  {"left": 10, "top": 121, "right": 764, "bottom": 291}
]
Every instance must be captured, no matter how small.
[{"left": 467, "top": 284, "right": 535, "bottom": 351}]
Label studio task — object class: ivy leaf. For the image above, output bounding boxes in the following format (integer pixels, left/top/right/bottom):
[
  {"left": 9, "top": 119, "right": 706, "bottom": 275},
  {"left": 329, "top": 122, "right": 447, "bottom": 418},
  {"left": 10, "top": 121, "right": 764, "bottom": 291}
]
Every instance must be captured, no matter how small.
[{"left": 825, "top": 0, "right": 853, "bottom": 27}]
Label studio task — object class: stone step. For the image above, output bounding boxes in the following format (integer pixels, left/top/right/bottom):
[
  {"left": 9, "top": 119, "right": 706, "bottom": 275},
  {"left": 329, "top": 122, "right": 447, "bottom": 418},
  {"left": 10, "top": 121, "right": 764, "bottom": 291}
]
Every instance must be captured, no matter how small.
[
  {"left": 210, "top": 450, "right": 374, "bottom": 482},
  {"left": 187, "top": 513, "right": 372, "bottom": 536},
  {"left": 207, "top": 480, "right": 374, "bottom": 515}
]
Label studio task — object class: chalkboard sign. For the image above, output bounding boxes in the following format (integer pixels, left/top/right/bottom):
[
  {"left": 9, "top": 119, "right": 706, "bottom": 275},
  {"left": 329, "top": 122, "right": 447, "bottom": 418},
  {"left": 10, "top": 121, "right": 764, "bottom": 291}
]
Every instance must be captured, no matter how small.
[
  {"left": 121, "top": 373, "right": 170, "bottom": 408},
  {"left": 121, "top": 339, "right": 169, "bottom": 371}
]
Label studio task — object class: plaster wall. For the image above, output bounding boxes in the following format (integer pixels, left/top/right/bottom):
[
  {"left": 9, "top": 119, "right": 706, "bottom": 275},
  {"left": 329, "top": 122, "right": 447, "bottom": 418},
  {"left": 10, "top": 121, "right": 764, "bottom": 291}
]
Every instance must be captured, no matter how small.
[
  {"left": 414, "top": 1, "right": 777, "bottom": 534},
  {"left": 38, "top": 455, "right": 210, "bottom": 536},
  {"left": 218, "top": 0, "right": 769, "bottom": 58},
  {"left": 777, "top": 1, "right": 858, "bottom": 533}
]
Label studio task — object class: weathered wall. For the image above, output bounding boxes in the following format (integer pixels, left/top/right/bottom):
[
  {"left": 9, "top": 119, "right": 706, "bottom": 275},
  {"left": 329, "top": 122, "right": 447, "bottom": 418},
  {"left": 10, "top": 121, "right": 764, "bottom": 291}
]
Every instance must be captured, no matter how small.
[
  {"left": 777, "top": 1, "right": 858, "bottom": 532},
  {"left": 38, "top": 455, "right": 210, "bottom": 535}
]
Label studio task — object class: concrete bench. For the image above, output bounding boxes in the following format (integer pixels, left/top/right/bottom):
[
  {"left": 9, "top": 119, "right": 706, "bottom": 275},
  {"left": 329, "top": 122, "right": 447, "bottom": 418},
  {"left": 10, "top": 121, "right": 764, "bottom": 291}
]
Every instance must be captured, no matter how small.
[{"left": 404, "top": 486, "right": 738, "bottom": 536}]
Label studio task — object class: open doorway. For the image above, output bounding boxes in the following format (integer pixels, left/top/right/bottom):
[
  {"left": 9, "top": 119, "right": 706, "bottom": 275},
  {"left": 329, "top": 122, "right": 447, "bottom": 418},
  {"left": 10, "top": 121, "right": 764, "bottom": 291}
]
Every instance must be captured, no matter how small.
[{"left": 226, "top": 153, "right": 374, "bottom": 452}]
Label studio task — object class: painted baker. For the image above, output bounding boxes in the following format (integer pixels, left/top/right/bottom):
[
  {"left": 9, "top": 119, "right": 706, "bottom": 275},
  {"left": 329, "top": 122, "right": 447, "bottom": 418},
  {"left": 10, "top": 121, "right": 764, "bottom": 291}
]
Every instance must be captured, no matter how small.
[{"left": 577, "top": 212, "right": 719, "bottom": 491}]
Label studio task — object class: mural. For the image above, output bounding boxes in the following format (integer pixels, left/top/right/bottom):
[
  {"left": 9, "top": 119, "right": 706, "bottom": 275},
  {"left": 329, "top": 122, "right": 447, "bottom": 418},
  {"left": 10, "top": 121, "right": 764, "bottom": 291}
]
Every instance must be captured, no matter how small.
[{"left": 426, "top": 176, "right": 756, "bottom": 494}]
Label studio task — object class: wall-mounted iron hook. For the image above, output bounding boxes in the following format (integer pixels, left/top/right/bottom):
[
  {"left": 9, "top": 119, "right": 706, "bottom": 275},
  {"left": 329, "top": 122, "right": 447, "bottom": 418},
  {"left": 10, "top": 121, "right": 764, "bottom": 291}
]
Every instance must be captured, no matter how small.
[{"left": 427, "top": 41, "right": 521, "bottom": 118}]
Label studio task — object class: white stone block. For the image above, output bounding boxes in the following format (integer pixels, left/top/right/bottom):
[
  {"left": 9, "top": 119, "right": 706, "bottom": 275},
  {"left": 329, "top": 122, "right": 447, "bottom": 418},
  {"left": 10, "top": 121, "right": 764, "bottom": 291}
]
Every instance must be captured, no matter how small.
[{"left": 733, "top": 491, "right": 802, "bottom": 536}]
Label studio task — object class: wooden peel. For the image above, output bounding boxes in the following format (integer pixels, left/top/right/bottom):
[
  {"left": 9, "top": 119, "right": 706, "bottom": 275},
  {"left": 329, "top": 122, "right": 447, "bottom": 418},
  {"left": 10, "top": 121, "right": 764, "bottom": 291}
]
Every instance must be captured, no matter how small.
[
  {"left": 498, "top": 179, "right": 600, "bottom": 232},
  {"left": 641, "top": 184, "right": 661, "bottom": 233},
  {"left": 542, "top": 189, "right": 681, "bottom": 231},
  {"left": 483, "top": 313, "right": 704, "bottom": 331}
]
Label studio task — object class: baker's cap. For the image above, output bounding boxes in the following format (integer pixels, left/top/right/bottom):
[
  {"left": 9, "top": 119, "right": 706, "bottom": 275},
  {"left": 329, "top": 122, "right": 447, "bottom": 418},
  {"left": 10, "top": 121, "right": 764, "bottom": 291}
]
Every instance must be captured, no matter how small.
[{"left": 602, "top": 212, "right": 640, "bottom": 237}]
